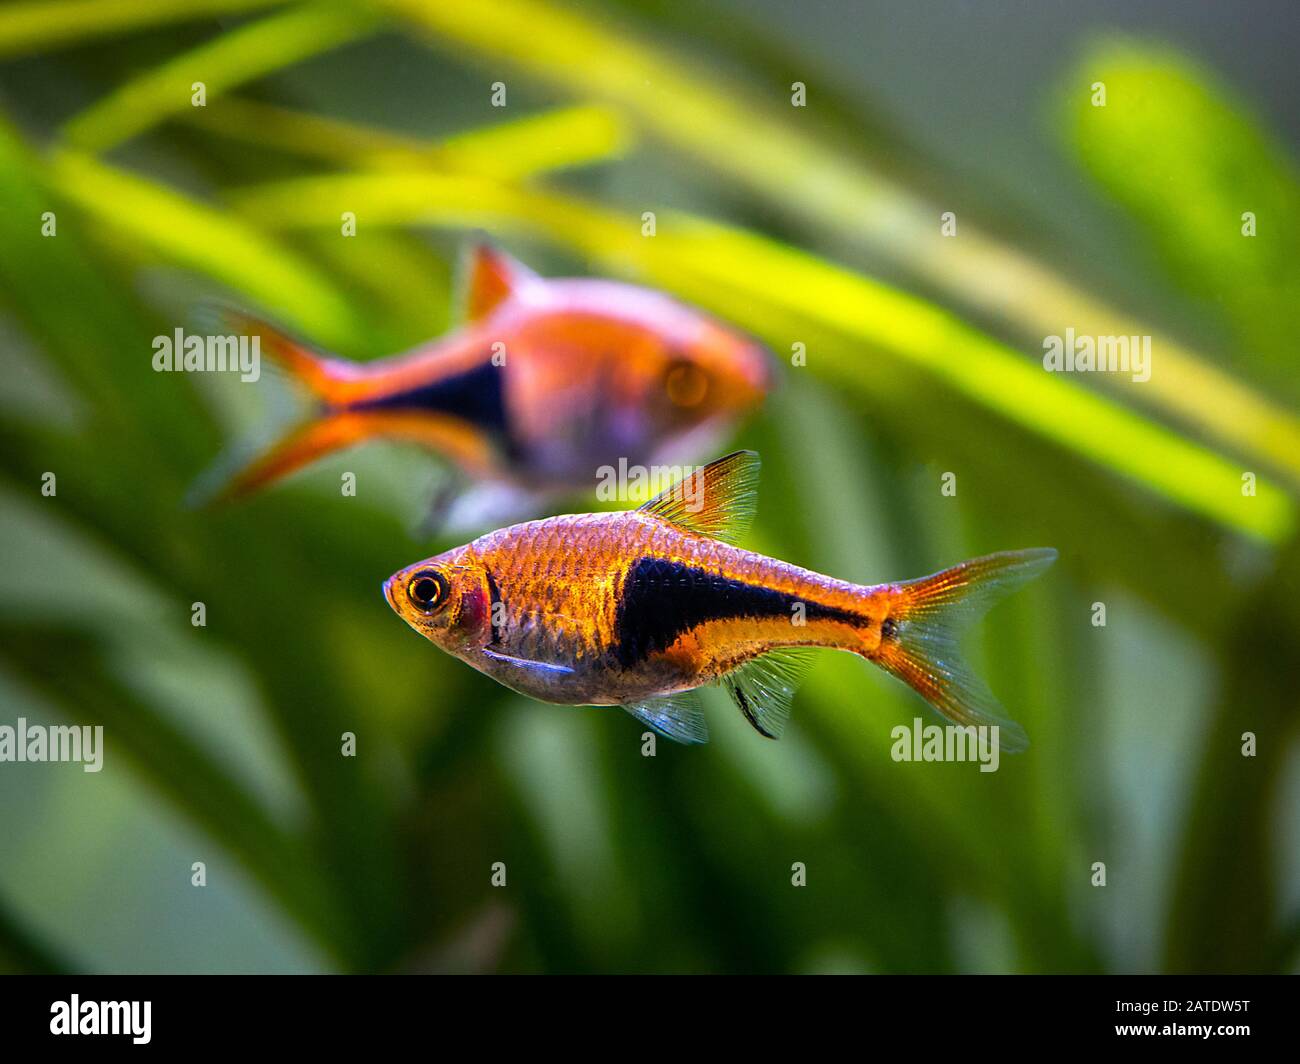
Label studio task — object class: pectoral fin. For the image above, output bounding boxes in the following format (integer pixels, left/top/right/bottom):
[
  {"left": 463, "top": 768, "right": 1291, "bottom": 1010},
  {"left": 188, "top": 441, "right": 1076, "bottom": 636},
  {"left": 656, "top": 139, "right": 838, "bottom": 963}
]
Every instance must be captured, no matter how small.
[{"left": 481, "top": 648, "right": 574, "bottom": 675}]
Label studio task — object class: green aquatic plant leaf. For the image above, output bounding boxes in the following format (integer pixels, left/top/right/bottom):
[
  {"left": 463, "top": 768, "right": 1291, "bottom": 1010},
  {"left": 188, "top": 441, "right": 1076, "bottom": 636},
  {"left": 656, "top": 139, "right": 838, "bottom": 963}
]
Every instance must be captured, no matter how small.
[
  {"left": 1161, "top": 541, "right": 1300, "bottom": 973},
  {"left": 0, "top": 890, "right": 73, "bottom": 973},
  {"left": 0, "top": 0, "right": 287, "bottom": 58},
  {"left": 45, "top": 148, "right": 362, "bottom": 349},
  {"left": 0, "top": 621, "right": 346, "bottom": 962},
  {"left": 1063, "top": 38, "right": 1300, "bottom": 395},
  {"left": 0, "top": 117, "right": 424, "bottom": 971},
  {"left": 60, "top": 3, "right": 384, "bottom": 153},
  {"left": 187, "top": 98, "right": 633, "bottom": 178}
]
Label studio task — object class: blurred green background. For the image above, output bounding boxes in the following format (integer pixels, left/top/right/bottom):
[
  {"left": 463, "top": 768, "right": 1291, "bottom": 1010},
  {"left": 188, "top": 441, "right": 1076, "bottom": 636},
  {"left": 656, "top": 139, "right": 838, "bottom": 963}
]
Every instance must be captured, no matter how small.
[{"left": 1, "top": 0, "right": 1297, "bottom": 974}]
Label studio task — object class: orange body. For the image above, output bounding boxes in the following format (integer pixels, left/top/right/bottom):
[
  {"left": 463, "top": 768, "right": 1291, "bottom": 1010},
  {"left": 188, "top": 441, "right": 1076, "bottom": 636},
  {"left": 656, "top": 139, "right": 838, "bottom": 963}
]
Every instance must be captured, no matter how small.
[{"left": 388, "top": 509, "right": 889, "bottom": 705}]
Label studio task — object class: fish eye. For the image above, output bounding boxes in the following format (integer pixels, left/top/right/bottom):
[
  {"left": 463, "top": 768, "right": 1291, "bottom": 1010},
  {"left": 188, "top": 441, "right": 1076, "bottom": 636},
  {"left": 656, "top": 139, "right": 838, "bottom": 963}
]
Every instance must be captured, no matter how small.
[
  {"left": 407, "top": 569, "right": 449, "bottom": 613},
  {"left": 664, "top": 358, "right": 709, "bottom": 408}
]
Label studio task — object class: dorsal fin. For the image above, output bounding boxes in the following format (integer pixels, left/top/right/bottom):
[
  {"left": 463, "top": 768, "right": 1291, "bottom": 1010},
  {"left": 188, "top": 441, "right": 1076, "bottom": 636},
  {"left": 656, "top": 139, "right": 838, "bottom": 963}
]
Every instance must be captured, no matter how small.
[
  {"left": 637, "top": 450, "right": 759, "bottom": 545},
  {"left": 462, "top": 241, "right": 538, "bottom": 322}
]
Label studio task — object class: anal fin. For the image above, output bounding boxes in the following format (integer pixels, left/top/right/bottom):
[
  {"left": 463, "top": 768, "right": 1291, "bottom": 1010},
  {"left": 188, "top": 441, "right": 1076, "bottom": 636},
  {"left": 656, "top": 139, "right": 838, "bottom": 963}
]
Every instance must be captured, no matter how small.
[{"left": 721, "top": 647, "right": 817, "bottom": 739}]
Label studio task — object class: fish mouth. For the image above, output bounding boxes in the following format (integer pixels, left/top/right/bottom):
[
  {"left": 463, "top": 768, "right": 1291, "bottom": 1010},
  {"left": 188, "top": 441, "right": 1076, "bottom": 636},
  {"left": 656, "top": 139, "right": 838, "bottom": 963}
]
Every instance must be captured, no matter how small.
[{"left": 382, "top": 575, "right": 402, "bottom": 614}]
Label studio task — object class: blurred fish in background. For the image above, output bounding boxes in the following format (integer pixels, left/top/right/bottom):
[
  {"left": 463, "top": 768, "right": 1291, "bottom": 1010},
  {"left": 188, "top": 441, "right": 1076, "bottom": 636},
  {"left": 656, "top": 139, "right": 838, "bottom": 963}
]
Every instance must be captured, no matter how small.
[{"left": 192, "top": 243, "right": 771, "bottom": 530}]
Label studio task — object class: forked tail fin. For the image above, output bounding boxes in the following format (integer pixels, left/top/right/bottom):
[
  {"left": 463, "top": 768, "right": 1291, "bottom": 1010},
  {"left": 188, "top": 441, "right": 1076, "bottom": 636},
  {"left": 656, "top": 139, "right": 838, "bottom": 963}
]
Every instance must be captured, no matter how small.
[
  {"left": 187, "top": 406, "right": 502, "bottom": 507},
  {"left": 197, "top": 303, "right": 356, "bottom": 403},
  {"left": 186, "top": 306, "right": 362, "bottom": 506},
  {"left": 872, "top": 549, "right": 1057, "bottom": 752},
  {"left": 188, "top": 411, "right": 380, "bottom": 506}
]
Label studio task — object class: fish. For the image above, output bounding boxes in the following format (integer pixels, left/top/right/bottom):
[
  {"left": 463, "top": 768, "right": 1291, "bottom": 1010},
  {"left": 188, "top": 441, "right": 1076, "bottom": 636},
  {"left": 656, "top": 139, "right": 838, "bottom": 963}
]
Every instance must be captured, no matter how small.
[
  {"left": 383, "top": 450, "right": 1057, "bottom": 748},
  {"left": 192, "top": 243, "right": 771, "bottom": 525}
]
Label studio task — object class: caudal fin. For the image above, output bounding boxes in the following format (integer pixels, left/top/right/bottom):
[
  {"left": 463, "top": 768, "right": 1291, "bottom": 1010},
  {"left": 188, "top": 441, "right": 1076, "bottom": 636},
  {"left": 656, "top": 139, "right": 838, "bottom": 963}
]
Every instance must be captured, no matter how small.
[
  {"left": 197, "top": 303, "right": 355, "bottom": 403},
  {"left": 186, "top": 306, "right": 363, "bottom": 505},
  {"left": 187, "top": 411, "right": 381, "bottom": 506},
  {"left": 872, "top": 549, "right": 1057, "bottom": 752}
]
